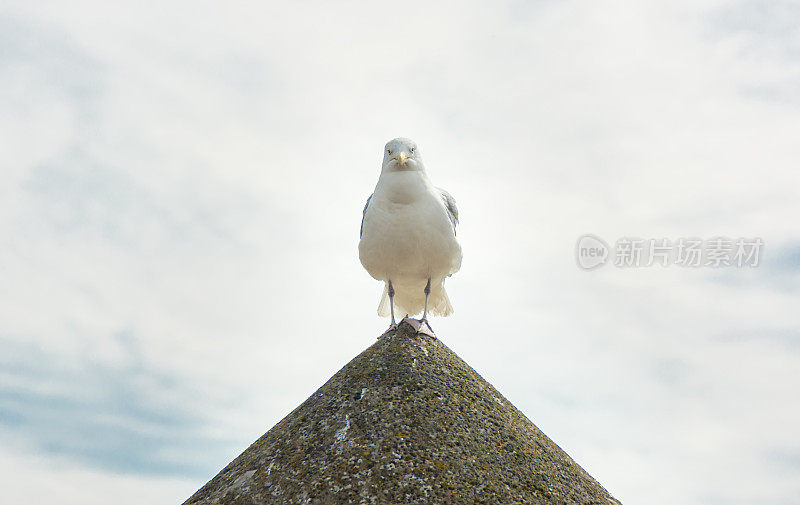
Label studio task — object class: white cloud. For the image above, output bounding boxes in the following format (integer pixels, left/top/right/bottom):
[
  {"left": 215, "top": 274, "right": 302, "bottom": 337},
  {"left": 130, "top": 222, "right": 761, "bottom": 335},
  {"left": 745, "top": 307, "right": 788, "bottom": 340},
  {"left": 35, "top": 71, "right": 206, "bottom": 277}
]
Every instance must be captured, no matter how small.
[{"left": 1, "top": 1, "right": 799, "bottom": 504}]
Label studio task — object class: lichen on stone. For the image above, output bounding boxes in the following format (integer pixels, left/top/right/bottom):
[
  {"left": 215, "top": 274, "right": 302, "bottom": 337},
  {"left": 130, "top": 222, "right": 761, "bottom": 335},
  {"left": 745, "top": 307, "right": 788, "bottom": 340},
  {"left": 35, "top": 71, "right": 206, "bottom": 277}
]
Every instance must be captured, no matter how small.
[{"left": 184, "top": 324, "right": 622, "bottom": 505}]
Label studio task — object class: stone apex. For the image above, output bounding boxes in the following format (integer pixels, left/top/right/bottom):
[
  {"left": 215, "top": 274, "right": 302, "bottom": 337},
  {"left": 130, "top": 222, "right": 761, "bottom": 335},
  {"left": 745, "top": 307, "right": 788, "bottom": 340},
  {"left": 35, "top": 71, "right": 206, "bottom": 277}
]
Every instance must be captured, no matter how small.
[{"left": 184, "top": 324, "right": 621, "bottom": 504}]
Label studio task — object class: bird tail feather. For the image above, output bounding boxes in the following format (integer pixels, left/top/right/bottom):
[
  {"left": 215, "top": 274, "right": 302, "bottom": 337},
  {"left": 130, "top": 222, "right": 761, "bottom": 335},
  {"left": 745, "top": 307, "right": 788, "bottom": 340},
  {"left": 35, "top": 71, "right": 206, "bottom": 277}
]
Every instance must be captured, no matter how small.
[
  {"left": 430, "top": 285, "right": 454, "bottom": 317},
  {"left": 377, "top": 282, "right": 454, "bottom": 318},
  {"left": 377, "top": 284, "right": 391, "bottom": 317}
]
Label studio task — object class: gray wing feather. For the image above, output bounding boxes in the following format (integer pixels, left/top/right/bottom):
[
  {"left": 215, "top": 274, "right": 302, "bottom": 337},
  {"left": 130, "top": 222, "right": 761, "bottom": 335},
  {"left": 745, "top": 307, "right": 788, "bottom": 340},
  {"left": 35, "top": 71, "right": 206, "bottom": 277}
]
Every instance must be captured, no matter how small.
[
  {"left": 438, "top": 188, "right": 459, "bottom": 235},
  {"left": 360, "top": 194, "right": 372, "bottom": 237}
]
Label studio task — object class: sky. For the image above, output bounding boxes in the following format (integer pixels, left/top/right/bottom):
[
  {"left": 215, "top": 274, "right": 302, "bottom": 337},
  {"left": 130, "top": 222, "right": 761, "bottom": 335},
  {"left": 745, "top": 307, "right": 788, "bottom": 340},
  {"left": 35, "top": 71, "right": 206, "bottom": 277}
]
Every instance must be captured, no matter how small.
[{"left": 1, "top": 0, "right": 799, "bottom": 503}]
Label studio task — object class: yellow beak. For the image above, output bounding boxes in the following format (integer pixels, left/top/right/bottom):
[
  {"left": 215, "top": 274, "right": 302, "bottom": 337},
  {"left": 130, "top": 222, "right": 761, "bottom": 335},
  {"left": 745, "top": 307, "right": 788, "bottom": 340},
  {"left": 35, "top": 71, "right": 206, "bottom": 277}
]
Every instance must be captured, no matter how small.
[{"left": 397, "top": 152, "right": 408, "bottom": 165}]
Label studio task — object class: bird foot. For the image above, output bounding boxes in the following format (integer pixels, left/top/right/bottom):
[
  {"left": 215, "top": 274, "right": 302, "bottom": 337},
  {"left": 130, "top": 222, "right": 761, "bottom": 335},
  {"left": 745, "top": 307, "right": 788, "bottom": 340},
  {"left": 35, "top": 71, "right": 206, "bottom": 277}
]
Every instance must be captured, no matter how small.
[
  {"left": 418, "top": 318, "right": 435, "bottom": 336},
  {"left": 378, "top": 322, "right": 398, "bottom": 339},
  {"left": 398, "top": 317, "right": 436, "bottom": 338}
]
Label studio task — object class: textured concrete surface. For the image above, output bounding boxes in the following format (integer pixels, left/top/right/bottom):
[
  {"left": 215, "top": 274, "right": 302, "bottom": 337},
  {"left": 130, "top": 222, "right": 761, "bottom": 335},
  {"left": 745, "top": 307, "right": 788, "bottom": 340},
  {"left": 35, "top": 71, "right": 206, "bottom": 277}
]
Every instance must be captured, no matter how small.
[{"left": 184, "top": 323, "right": 622, "bottom": 504}]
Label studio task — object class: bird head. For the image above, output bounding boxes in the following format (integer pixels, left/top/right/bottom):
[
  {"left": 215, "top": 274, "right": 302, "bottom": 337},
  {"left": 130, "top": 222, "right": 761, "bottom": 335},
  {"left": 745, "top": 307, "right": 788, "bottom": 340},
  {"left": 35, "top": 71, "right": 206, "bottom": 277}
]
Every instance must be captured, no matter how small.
[{"left": 381, "top": 138, "right": 422, "bottom": 172}]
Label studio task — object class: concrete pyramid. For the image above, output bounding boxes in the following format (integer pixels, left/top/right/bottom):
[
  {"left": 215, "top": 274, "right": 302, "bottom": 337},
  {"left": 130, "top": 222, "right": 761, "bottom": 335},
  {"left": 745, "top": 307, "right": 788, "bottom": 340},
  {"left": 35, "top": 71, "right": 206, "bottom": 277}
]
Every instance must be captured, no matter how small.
[{"left": 184, "top": 322, "right": 621, "bottom": 504}]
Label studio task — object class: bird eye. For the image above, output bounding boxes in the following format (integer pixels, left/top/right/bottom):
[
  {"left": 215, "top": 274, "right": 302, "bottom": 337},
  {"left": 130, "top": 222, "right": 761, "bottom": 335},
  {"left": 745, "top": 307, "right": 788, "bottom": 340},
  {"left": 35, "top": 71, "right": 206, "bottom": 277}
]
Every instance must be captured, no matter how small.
[
  {"left": 387, "top": 149, "right": 392, "bottom": 154},
  {"left": 410, "top": 147, "right": 415, "bottom": 153}
]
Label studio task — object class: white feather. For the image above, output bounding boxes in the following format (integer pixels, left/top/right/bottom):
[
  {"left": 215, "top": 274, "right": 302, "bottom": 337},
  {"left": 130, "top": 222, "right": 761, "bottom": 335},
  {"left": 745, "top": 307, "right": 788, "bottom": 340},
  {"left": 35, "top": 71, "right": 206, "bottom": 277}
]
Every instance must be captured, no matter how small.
[{"left": 359, "top": 138, "right": 462, "bottom": 318}]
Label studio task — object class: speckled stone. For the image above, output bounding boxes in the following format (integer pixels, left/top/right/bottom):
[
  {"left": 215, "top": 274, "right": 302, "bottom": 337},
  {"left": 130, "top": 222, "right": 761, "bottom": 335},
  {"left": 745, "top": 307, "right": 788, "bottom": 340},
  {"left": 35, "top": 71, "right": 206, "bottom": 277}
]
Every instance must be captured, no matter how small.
[{"left": 184, "top": 323, "right": 622, "bottom": 505}]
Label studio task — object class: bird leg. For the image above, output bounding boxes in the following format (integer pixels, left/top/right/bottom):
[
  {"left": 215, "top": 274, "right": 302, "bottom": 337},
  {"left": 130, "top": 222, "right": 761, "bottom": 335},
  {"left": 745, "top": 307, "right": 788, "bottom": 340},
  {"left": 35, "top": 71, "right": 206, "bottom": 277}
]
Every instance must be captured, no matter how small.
[
  {"left": 379, "top": 281, "right": 398, "bottom": 339},
  {"left": 421, "top": 278, "right": 431, "bottom": 322},
  {"left": 417, "top": 278, "right": 435, "bottom": 335},
  {"left": 388, "top": 280, "right": 397, "bottom": 328}
]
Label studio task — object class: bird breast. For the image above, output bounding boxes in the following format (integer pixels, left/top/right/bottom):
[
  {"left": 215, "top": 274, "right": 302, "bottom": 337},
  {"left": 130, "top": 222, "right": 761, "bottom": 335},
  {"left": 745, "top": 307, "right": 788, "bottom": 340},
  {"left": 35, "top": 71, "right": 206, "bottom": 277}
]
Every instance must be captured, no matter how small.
[{"left": 359, "top": 172, "right": 462, "bottom": 283}]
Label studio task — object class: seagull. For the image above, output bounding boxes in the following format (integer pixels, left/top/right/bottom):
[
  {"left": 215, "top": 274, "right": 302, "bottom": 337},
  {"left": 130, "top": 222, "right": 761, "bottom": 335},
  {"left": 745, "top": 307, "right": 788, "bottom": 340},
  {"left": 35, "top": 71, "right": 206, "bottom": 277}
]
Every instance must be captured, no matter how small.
[{"left": 359, "top": 138, "right": 462, "bottom": 335}]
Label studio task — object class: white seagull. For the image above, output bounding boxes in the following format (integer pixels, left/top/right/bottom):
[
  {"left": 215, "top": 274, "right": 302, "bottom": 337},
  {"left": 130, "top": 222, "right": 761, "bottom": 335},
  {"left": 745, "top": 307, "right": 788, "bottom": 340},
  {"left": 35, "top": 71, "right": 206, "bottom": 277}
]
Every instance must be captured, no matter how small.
[{"left": 359, "top": 138, "right": 462, "bottom": 335}]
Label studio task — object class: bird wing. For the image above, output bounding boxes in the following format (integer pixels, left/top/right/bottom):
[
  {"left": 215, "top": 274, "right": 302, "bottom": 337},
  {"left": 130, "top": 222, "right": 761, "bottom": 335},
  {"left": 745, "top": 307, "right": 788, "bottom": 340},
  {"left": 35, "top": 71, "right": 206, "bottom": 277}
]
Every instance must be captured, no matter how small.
[
  {"left": 360, "top": 193, "right": 372, "bottom": 237},
  {"left": 437, "top": 188, "right": 459, "bottom": 235}
]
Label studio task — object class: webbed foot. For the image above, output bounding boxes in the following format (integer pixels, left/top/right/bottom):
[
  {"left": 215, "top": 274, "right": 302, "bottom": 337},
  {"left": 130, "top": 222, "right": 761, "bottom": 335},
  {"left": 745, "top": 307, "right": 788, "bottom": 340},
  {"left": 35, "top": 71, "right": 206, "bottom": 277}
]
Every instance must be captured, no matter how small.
[
  {"left": 379, "top": 322, "right": 398, "bottom": 339},
  {"left": 398, "top": 317, "right": 436, "bottom": 338}
]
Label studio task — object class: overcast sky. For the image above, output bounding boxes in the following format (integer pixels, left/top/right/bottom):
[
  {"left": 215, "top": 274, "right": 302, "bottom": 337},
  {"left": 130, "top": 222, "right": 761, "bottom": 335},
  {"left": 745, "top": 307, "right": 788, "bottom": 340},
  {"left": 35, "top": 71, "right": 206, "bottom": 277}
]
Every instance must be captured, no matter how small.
[{"left": 1, "top": 1, "right": 799, "bottom": 504}]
